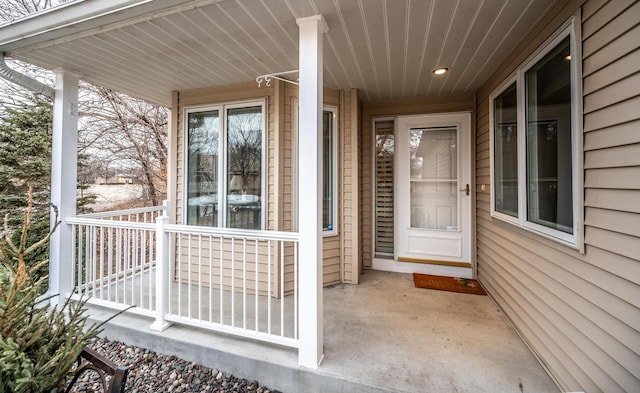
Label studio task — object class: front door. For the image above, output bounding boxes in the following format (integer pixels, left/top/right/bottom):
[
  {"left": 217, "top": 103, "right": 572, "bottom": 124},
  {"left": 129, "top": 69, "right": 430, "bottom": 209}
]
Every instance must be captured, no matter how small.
[{"left": 395, "top": 112, "right": 472, "bottom": 278}]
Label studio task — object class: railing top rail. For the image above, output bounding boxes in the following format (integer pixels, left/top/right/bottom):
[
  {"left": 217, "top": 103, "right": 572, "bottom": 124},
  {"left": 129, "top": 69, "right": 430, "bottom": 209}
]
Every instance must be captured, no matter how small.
[
  {"left": 65, "top": 216, "right": 156, "bottom": 230},
  {"left": 164, "top": 223, "right": 300, "bottom": 242},
  {"left": 78, "top": 205, "right": 165, "bottom": 219},
  {"left": 65, "top": 217, "right": 299, "bottom": 241}
]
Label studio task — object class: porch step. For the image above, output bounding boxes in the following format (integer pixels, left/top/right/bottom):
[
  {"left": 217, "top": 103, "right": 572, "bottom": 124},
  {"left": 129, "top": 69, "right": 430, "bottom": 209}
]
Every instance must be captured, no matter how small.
[{"left": 86, "top": 304, "right": 400, "bottom": 393}]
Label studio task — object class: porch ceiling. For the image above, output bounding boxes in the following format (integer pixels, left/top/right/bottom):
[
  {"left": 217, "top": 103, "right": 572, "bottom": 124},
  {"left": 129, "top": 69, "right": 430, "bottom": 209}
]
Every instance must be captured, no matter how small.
[{"left": 0, "top": 0, "right": 557, "bottom": 107}]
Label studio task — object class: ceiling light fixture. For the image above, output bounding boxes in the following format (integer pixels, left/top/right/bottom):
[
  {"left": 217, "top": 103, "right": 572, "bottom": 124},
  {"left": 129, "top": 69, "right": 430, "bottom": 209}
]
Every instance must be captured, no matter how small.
[
  {"left": 432, "top": 67, "right": 449, "bottom": 76},
  {"left": 565, "top": 54, "right": 571, "bottom": 60}
]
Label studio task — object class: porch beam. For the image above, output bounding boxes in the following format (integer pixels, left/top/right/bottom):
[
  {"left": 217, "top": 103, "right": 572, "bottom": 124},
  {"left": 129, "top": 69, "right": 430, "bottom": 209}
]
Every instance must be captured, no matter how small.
[
  {"left": 48, "top": 68, "right": 80, "bottom": 305},
  {"left": 296, "top": 14, "right": 328, "bottom": 369}
]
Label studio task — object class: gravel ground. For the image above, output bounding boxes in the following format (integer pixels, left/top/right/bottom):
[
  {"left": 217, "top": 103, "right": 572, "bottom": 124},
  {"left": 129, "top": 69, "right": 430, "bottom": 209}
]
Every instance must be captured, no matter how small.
[{"left": 68, "top": 337, "right": 280, "bottom": 393}]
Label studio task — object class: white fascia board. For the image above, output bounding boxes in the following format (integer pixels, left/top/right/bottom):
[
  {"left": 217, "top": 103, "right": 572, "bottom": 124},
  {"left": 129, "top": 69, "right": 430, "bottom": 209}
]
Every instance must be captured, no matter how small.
[{"left": 0, "top": 0, "right": 214, "bottom": 53}]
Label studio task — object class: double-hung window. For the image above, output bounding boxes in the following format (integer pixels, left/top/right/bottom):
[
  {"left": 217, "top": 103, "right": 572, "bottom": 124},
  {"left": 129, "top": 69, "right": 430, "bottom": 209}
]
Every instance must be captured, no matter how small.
[
  {"left": 490, "top": 17, "right": 581, "bottom": 246},
  {"left": 185, "top": 102, "right": 265, "bottom": 230}
]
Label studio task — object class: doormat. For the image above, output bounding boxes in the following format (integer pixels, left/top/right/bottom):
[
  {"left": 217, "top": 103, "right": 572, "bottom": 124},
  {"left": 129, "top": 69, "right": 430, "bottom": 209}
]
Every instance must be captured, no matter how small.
[{"left": 413, "top": 273, "right": 486, "bottom": 296}]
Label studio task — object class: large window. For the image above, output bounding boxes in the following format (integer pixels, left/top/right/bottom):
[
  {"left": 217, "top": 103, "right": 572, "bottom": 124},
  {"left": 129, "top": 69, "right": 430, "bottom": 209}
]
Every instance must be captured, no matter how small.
[
  {"left": 185, "top": 102, "right": 264, "bottom": 230},
  {"left": 490, "top": 19, "right": 580, "bottom": 246}
]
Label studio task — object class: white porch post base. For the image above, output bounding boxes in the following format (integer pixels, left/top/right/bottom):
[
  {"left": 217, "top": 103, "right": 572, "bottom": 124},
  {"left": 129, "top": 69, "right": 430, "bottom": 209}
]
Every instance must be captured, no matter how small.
[
  {"left": 48, "top": 68, "right": 79, "bottom": 306},
  {"left": 296, "top": 14, "right": 328, "bottom": 369},
  {"left": 150, "top": 215, "right": 172, "bottom": 331}
]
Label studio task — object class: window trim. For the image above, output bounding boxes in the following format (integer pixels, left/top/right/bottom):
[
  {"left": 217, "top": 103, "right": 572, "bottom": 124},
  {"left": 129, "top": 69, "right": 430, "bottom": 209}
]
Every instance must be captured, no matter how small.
[
  {"left": 292, "top": 100, "right": 339, "bottom": 237},
  {"left": 489, "top": 15, "right": 583, "bottom": 250},
  {"left": 182, "top": 99, "right": 267, "bottom": 230}
]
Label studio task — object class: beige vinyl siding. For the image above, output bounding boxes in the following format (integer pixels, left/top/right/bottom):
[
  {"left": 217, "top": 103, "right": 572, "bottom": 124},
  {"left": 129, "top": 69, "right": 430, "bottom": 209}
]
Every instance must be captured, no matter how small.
[
  {"left": 476, "top": 1, "right": 640, "bottom": 392},
  {"left": 284, "top": 85, "right": 344, "bottom": 286},
  {"left": 341, "top": 89, "right": 360, "bottom": 284},
  {"left": 174, "top": 82, "right": 274, "bottom": 225},
  {"left": 174, "top": 81, "right": 356, "bottom": 288},
  {"left": 360, "top": 95, "right": 474, "bottom": 268}
]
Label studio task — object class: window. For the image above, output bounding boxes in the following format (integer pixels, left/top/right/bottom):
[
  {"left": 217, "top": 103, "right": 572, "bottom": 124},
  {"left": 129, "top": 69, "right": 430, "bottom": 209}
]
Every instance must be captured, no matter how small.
[
  {"left": 490, "top": 18, "right": 580, "bottom": 246},
  {"left": 293, "top": 103, "right": 338, "bottom": 235},
  {"left": 185, "top": 102, "right": 265, "bottom": 230},
  {"left": 374, "top": 119, "right": 394, "bottom": 255},
  {"left": 492, "top": 81, "right": 518, "bottom": 219},
  {"left": 323, "top": 110, "right": 336, "bottom": 232}
]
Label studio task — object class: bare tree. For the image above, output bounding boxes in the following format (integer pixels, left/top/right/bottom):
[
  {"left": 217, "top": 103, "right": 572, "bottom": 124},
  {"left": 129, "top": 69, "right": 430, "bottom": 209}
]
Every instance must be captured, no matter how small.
[
  {"left": 79, "top": 85, "right": 168, "bottom": 206},
  {"left": 1, "top": 0, "right": 169, "bottom": 208},
  {"left": 0, "top": 0, "right": 66, "bottom": 23}
]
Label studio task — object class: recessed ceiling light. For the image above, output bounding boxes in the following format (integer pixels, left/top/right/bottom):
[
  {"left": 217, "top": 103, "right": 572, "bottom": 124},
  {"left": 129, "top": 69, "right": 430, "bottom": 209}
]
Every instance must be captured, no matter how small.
[{"left": 432, "top": 67, "right": 449, "bottom": 76}]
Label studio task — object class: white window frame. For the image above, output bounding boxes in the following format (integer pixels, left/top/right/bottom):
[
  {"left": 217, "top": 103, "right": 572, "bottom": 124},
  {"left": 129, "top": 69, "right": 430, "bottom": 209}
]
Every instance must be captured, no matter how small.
[
  {"left": 182, "top": 99, "right": 267, "bottom": 230},
  {"left": 292, "top": 100, "right": 339, "bottom": 236},
  {"left": 489, "top": 15, "right": 583, "bottom": 249}
]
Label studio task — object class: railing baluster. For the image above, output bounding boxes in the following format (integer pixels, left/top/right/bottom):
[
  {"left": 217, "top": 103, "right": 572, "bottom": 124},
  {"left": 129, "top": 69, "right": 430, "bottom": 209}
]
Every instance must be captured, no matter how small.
[
  {"left": 231, "top": 237, "right": 235, "bottom": 328},
  {"left": 267, "top": 239, "right": 272, "bottom": 335},
  {"left": 108, "top": 227, "right": 113, "bottom": 302},
  {"left": 209, "top": 235, "right": 213, "bottom": 323},
  {"left": 115, "top": 227, "right": 121, "bottom": 304},
  {"left": 243, "top": 238, "right": 247, "bottom": 330},
  {"left": 141, "top": 227, "right": 146, "bottom": 309},
  {"left": 84, "top": 225, "right": 90, "bottom": 296},
  {"left": 198, "top": 234, "right": 202, "bottom": 322},
  {"left": 91, "top": 226, "right": 95, "bottom": 298},
  {"left": 177, "top": 234, "right": 183, "bottom": 317},
  {"left": 294, "top": 241, "right": 298, "bottom": 340},
  {"left": 187, "top": 233, "right": 192, "bottom": 319},
  {"left": 99, "top": 226, "right": 104, "bottom": 301},
  {"left": 219, "top": 236, "right": 224, "bottom": 325},
  {"left": 255, "top": 239, "right": 259, "bottom": 332},
  {"left": 280, "top": 240, "right": 284, "bottom": 338}
]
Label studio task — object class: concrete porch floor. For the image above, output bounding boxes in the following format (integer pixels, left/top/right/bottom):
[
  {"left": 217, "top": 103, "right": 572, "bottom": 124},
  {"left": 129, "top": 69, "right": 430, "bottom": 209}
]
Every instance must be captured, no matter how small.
[{"left": 89, "top": 270, "right": 559, "bottom": 393}]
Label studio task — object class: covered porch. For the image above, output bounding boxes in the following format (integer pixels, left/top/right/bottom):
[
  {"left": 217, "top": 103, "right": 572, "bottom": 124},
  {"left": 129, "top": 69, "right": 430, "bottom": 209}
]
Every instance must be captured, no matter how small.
[{"left": 88, "top": 269, "right": 557, "bottom": 393}]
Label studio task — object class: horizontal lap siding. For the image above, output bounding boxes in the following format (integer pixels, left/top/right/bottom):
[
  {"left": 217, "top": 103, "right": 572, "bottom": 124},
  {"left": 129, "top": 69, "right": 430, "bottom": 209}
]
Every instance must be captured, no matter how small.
[
  {"left": 284, "top": 85, "right": 345, "bottom": 286},
  {"left": 475, "top": 1, "right": 640, "bottom": 392},
  {"left": 341, "top": 89, "right": 360, "bottom": 284}
]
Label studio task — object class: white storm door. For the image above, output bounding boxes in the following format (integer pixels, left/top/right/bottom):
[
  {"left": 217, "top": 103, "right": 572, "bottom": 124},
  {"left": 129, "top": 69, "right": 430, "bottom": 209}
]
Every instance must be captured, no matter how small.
[{"left": 395, "top": 113, "right": 472, "bottom": 268}]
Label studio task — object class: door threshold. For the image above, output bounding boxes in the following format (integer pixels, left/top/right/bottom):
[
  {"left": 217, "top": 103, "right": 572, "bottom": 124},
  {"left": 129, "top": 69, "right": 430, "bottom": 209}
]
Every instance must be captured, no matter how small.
[
  {"left": 372, "top": 258, "right": 473, "bottom": 279},
  {"left": 397, "top": 256, "right": 472, "bottom": 268}
]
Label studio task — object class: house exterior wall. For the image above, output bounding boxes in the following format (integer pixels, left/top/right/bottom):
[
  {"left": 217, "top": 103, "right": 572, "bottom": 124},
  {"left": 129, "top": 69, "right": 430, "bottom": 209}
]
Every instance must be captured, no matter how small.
[
  {"left": 171, "top": 81, "right": 359, "bottom": 287},
  {"left": 475, "top": 1, "right": 640, "bottom": 392},
  {"left": 360, "top": 95, "right": 475, "bottom": 269}
]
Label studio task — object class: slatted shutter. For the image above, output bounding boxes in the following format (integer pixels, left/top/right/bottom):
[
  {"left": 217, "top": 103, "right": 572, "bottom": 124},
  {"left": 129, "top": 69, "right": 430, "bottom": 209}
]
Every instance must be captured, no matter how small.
[{"left": 375, "top": 121, "right": 394, "bottom": 255}]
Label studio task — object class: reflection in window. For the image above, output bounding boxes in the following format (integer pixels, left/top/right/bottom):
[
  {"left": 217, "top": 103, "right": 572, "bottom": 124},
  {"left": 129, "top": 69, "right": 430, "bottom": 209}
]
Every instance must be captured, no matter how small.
[
  {"left": 323, "top": 111, "right": 335, "bottom": 231},
  {"left": 187, "top": 110, "right": 219, "bottom": 226},
  {"left": 526, "top": 36, "right": 573, "bottom": 233},
  {"left": 409, "top": 127, "right": 458, "bottom": 230},
  {"left": 185, "top": 104, "right": 264, "bottom": 230},
  {"left": 493, "top": 82, "right": 518, "bottom": 217},
  {"left": 226, "top": 106, "right": 263, "bottom": 230}
]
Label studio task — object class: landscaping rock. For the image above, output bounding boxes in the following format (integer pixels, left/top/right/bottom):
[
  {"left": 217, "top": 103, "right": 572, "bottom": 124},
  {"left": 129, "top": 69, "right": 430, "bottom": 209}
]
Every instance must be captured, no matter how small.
[{"left": 67, "top": 338, "right": 278, "bottom": 393}]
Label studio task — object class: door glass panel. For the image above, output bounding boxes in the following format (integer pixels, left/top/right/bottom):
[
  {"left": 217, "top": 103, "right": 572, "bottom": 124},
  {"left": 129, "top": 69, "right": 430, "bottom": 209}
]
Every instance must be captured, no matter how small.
[{"left": 409, "top": 127, "right": 458, "bottom": 230}]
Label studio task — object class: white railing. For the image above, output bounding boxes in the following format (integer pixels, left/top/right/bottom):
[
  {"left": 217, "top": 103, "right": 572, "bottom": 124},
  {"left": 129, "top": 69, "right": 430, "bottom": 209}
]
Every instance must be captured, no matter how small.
[
  {"left": 66, "top": 206, "right": 300, "bottom": 349},
  {"left": 79, "top": 204, "right": 166, "bottom": 223},
  {"left": 67, "top": 217, "right": 158, "bottom": 316}
]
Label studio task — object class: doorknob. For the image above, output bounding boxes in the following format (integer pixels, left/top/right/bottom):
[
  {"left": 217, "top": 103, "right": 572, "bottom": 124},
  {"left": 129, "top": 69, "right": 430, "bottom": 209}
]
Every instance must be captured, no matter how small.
[{"left": 460, "top": 183, "right": 470, "bottom": 196}]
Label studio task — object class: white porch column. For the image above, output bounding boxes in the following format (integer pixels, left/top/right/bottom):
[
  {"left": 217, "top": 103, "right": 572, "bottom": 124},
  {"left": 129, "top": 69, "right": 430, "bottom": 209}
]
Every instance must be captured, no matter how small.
[
  {"left": 296, "top": 14, "right": 328, "bottom": 369},
  {"left": 49, "top": 68, "right": 80, "bottom": 305}
]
